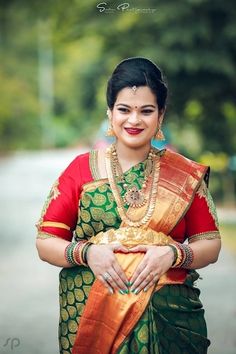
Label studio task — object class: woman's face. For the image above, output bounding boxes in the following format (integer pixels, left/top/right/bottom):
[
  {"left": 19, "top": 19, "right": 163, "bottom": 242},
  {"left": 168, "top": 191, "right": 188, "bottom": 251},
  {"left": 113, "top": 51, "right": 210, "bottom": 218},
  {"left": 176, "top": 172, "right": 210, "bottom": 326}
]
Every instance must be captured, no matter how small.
[{"left": 108, "top": 86, "right": 164, "bottom": 149}]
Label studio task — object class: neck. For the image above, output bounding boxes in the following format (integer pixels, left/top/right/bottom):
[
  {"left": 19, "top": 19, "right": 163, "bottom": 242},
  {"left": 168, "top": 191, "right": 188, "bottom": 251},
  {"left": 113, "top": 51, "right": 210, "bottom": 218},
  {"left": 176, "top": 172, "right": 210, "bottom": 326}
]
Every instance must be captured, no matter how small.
[{"left": 114, "top": 141, "right": 151, "bottom": 171}]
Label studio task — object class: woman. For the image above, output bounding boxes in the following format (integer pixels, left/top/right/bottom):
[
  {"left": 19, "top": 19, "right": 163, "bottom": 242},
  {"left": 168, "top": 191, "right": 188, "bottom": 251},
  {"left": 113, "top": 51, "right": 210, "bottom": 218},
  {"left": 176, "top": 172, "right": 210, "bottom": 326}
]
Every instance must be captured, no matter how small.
[{"left": 36, "top": 57, "right": 221, "bottom": 354}]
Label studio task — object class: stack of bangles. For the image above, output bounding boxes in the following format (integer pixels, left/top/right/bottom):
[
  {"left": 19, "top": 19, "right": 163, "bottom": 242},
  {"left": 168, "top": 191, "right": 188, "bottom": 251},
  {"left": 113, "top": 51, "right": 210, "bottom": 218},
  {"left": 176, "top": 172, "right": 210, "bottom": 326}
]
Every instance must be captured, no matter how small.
[
  {"left": 64, "top": 240, "right": 93, "bottom": 266},
  {"left": 169, "top": 242, "right": 194, "bottom": 268}
]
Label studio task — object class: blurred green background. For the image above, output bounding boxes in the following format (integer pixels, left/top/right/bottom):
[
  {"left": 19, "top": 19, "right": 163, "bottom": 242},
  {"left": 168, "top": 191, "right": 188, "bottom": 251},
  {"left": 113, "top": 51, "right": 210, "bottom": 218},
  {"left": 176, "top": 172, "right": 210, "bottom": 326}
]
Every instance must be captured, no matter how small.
[
  {"left": 1, "top": 0, "right": 236, "bottom": 205},
  {"left": 0, "top": 1, "right": 236, "bottom": 353}
]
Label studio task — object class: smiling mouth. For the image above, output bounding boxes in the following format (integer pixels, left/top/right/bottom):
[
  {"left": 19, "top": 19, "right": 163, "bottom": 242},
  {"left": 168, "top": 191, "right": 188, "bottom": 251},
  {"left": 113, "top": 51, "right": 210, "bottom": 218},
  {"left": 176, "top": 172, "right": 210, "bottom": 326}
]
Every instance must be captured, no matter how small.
[{"left": 124, "top": 128, "right": 144, "bottom": 135}]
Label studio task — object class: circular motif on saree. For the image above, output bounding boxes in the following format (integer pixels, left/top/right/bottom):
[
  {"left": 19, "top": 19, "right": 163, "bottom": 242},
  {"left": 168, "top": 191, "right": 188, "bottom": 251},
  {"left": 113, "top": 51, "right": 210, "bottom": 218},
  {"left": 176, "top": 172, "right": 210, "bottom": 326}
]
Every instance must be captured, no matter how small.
[
  {"left": 67, "top": 291, "right": 75, "bottom": 305},
  {"left": 91, "top": 221, "right": 104, "bottom": 233},
  {"left": 61, "top": 336, "right": 69, "bottom": 350},
  {"left": 131, "top": 338, "right": 139, "bottom": 353},
  {"left": 61, "top": 322, "right": 68, "bottom": 336},
  {"left": 61, "top": 308, "right": 69, "bottom": 321},
  {"left": 125, "top": 172, "right": 137, "bottom": 184},
  {"left": 81, "top": 223, "right": 94, "bottom": 237},
  {"left": 76, "top": 303, "right": 85, "bottom": 314},
  {"left": 68, "top": 334, "right": 76, "bottom": 346},
  {"left": 137, "top": 324, "right": 148, "bottom": 344},
  {"left": 68, "top": 305, "right": 77, "bottom": 319},
  {"left": 83, "top": 285, "right": 91, "bottom": 297},
  {"left": 103, "top": 211, "right": 117, "bottom": 226},
  {"left": 67, "top": 277, "right": 75, "bottom": 291},
  {"left": 61, "top": 278, "right": 67, "bottom": 293},
  {"left": 98, "top": 184, "right": 108, "bottom": 193},
  {"left": 82, "top": 271, "right": 94, "bottom": 284},
  {"left": 74, "top": 274, "right": 82, "bottom": 287},
  {"left": 93, "top": 193, "right": 107, "bottom": 206},
  {"left": 81, "top": 193, "right": 91, "bottom": 208},
  {"left": 75, "top": 225, "right": 85, "bottom": 239},
  {"left": 74, "top": 288, "right": 85, "bottom": 302},
  {"left": 60, "top": 293, "right": 67, "bottom": 307},
  {"left": 107, "top": 192, "right": 115, "bottom": 203},
  {"left": 90, "top": 207, "right": 104, "bottom": 221},
  {"left": 68, "top": 319, "right": 77, "bottom": 333},
  {"left": 81, "top": 209, "right": 91, "bottom": 223}
]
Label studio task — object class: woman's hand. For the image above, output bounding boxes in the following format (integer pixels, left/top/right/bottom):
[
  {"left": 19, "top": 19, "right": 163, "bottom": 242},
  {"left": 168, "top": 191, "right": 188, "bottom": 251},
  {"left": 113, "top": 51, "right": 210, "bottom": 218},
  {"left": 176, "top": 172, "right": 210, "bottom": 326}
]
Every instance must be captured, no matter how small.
[
  {"left": 86, "top": 243, "right": 129, "bottom": 294},
  {"left": 128, "top": 245, "right": 174, "bottom": 294}
]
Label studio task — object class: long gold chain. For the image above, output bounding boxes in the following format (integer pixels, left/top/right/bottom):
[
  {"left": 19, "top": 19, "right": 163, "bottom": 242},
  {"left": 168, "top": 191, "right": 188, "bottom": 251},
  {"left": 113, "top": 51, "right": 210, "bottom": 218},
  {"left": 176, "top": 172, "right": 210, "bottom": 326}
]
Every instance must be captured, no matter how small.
[{"left": 105, "top": 145, "right": 161, "bottom": 227}]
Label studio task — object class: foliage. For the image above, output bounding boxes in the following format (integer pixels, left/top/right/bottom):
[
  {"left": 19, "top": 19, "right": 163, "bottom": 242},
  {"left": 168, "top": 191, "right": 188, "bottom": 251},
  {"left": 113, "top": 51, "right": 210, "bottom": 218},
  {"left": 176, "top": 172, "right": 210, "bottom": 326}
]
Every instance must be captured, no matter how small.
[{"left": 0, "top": 0, "right": 236, "bottom": 155}]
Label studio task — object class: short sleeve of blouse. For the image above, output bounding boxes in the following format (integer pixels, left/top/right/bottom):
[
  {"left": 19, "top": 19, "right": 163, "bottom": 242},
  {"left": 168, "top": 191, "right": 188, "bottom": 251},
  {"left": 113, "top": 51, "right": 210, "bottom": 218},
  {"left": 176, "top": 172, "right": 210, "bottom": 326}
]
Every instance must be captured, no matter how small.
[
  {"left": 36, "top": 155, "right": 82, "bottom": 241},
  {"left": 185, "top": 180, "right": 221, "bottom": 243}
]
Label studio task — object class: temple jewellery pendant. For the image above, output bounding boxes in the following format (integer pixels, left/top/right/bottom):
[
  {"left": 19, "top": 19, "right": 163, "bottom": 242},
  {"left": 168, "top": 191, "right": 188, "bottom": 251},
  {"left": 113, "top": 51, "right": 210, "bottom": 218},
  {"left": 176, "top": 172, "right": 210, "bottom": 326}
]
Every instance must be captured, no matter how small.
[{"left": 123, "top": 185, "right": 147, "bottom": 208}]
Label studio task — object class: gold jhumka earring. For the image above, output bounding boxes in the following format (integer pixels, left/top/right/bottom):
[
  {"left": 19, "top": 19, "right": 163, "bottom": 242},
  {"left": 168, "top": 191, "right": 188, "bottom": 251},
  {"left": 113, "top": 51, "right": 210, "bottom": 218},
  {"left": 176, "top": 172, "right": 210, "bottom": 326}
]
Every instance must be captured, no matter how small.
[
  {"left": 106, "top": 123, "right": 115, "bottom": 137},
  {"left": 105, "top": 109, "right": 115, "bottom": 137},
  {"left": 155, "top": 127, "right": 165, "bottom": 141}
]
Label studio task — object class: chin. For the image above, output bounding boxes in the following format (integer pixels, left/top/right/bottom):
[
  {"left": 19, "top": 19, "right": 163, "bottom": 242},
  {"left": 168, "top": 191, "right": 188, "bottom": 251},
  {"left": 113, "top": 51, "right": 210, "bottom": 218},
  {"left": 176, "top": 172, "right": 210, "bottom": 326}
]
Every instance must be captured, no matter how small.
[{"left": 119, "top": 138, "right": 151, "bottom": 149}]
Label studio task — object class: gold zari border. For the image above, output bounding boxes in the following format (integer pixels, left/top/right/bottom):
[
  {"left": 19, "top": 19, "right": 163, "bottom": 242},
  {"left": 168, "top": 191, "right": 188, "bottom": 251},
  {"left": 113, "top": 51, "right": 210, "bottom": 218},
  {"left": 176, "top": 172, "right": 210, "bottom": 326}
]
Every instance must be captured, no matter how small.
[
  {"left": 40, "top": 221, "right": 70, "bottom": 230},
  {"left": 37, "top": 232, "right": 58, "bottom": 239},
  {"left": 188, "top": 231, "right": 221, "bottom": 243}
]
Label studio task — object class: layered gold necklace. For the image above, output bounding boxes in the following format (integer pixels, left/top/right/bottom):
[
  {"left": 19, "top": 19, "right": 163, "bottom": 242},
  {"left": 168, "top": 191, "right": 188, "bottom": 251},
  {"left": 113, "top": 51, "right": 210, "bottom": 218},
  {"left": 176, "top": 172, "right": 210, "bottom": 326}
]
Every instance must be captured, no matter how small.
[{"left": 105, "top": 144, "right": 161, "bottom": 227}]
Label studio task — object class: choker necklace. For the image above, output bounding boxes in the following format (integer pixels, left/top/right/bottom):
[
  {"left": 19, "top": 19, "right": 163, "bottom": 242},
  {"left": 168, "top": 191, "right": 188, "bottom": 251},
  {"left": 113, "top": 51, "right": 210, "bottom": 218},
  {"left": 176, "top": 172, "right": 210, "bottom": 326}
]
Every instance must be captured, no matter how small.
[{"left": 105, "top": 144, "right": 161, "bottom": 227}]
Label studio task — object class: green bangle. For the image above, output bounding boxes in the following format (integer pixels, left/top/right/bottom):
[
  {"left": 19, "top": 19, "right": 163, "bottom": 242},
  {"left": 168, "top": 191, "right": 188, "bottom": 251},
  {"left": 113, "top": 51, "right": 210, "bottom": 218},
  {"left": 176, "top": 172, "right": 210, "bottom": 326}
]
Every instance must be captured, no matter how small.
[
  {"left": 168, "top": 244, "right": 178, "bottom": 266},
  {"left": 82, "top": 242, "right": 93, "bottom": 265},
  {"left": 65, "top": 242, "right": 77, "bottom": 265}
]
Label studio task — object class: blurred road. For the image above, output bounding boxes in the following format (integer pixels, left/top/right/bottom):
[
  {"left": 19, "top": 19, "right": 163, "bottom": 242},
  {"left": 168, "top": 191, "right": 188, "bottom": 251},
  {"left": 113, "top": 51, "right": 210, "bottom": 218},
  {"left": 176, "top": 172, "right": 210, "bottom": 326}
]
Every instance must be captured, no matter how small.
[{"left": 0, "top": 149, "right": 236, "bottom": 354}]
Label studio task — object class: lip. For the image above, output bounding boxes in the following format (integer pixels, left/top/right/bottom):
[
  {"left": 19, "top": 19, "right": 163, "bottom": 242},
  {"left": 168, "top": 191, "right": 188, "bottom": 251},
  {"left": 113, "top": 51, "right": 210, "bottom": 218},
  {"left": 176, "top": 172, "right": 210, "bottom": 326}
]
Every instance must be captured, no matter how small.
[{"left": 124, "top": 128, "right": 144, "bottom": 135}]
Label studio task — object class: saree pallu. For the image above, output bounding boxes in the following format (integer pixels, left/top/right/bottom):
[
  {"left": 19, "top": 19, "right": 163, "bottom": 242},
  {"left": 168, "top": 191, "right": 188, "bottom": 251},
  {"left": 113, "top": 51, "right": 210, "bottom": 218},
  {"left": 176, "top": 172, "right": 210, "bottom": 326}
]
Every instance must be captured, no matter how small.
[{"left": 37, "top": 148, "right": 219, "bottom": 353}]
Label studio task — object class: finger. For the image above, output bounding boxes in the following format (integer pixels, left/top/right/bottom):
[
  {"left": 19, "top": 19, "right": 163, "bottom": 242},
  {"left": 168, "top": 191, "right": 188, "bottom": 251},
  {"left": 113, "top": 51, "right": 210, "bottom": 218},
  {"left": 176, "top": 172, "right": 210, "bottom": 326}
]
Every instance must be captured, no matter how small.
[
  {"left": 132, "top": 271, "right": 159, "bottom": 294},
  {"left": 129, "top": 258, "right": 147, "bottom": 285},
  {"left": 112, "top": 262, "right": 129, "bottom": 288},
  {"left": 128, "top": 245, "right": 148, "bottom": 253},
  {"left": 112, "top": 245, "right": 129, "bottom": 253},
  {"left": 130, "top": 266, "right": 149, "bottom": 292},
  {"left": 108, "top": 267, "right": 129, "bottom": 292},
  {"left": 97, "top": 274, "right": 114, "bottom": 294},
  {"left": 143, "top": 274, "right": 159, "bottom": 292}
]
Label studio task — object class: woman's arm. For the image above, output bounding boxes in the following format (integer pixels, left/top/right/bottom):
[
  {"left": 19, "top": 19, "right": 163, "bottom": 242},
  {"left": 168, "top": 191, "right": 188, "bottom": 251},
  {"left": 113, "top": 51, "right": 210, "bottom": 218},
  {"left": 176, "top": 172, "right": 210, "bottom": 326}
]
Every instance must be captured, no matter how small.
[
  {"left": 187, "top": 238, "right": 221, "bottom": 269},
  {"left": 36, "top": 237, "right": 72, "bottom": 268}
]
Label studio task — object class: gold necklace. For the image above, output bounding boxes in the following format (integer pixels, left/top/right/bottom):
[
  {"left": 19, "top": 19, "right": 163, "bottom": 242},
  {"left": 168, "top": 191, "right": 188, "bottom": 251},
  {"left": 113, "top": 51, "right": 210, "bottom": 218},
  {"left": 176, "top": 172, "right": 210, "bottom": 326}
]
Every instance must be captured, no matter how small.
[
  {"left": 105, "top": 145, "right": 161, "bottom": 227},
  {"left": 110, "top": 144, "right": 154, "bottom": 208}
]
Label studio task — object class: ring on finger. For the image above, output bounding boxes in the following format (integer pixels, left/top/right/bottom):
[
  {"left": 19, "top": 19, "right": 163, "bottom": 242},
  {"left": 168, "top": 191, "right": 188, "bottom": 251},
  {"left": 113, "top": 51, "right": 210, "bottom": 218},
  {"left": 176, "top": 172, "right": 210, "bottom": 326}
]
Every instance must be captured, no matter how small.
[{"left": 103, "top": 272, "right": 110, "bottom": 281}]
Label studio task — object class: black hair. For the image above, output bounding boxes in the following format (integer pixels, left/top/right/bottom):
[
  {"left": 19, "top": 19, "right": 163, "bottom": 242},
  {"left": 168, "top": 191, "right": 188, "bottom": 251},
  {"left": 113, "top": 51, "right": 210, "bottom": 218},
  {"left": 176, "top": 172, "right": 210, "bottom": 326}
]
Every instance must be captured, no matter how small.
[{"left": 106, "top": 57, "right": 168, "bottom": 111}]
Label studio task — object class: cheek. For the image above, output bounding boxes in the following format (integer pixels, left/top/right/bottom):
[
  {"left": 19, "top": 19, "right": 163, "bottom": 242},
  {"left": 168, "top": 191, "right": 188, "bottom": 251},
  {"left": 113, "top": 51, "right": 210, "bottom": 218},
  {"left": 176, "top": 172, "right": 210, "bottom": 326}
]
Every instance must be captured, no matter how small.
[{"left": 112, "top": 114, "right": 126, "bottom": 127}]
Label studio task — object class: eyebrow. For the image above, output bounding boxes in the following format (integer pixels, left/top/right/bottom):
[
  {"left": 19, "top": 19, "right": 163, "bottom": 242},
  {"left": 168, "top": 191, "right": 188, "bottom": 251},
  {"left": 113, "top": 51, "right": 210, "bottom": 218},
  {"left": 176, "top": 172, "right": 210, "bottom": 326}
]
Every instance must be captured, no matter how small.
[{"left": 115, "top": 103, "right": 156, "bottom": 108}]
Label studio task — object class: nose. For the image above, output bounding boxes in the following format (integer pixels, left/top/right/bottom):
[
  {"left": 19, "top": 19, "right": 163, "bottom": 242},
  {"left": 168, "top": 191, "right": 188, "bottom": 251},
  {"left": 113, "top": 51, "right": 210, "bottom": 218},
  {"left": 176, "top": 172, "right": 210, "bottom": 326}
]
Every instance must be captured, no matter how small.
[{"left": 127, "top": 111, "right": 141, "bottom": 125}]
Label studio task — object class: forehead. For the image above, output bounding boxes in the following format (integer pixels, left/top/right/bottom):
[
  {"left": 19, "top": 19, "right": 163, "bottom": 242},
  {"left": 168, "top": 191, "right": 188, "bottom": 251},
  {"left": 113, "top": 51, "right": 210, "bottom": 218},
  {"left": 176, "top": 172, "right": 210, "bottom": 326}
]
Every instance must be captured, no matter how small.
[{"left": 115, "top": 86, "right": 157, "bottom": 106}]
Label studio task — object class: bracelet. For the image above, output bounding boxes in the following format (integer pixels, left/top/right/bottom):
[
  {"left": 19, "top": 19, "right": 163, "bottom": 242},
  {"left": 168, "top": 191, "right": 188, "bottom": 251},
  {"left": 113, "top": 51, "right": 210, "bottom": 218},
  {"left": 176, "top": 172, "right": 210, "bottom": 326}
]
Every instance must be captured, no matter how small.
[
  {"left": 64, "top": 240, "right": 87, "bottom": 266},
  {"left": 170, "top": 242, "right": 194, "bottom": 268},
  {"left": 181, "top": 244, "right": 194, "bottom": 268},
  {"left": 168, "top": 244, "right": 178, "bottom": 266},
  {"left": 74, "top": 241, "right": 87, "bottom": 265},
  {"left": 64, "top": 242, "right": 78, "bottom": 265},
  {"left": 82, "top": 242, "right": 93, "bottom": 265},
  {"left": 169, "top": 243, "right": 183, "bottom": 267}
]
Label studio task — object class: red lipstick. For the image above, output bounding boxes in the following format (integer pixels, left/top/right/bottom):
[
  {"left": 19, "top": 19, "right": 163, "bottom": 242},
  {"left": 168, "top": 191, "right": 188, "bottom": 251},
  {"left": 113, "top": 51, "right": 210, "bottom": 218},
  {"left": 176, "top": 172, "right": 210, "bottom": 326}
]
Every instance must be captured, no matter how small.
[{"left": 125, "top": 128, "right": 144, "bottom": 135}]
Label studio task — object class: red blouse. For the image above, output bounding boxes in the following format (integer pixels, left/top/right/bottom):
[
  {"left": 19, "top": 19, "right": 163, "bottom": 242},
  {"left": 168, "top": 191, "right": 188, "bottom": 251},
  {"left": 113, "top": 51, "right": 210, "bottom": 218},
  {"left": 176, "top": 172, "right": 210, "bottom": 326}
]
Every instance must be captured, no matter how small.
[{"left": 37, "top": 152, "right": 220, "bottom": 243}]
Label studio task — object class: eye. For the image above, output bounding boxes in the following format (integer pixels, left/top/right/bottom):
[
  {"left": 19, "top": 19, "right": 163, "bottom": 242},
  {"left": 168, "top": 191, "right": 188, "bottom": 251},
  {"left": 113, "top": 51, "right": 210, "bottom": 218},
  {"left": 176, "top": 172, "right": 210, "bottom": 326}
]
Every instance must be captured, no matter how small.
[
  {"left": 142, "top": 109, "right": 154, "bottom": 114},
  {"left": 118, "top": 107, "right": 129, "bottom": 113}
]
